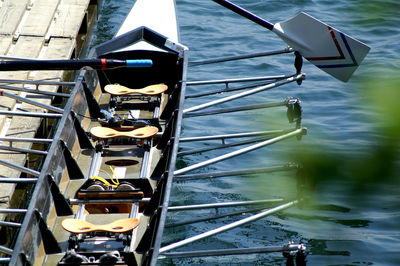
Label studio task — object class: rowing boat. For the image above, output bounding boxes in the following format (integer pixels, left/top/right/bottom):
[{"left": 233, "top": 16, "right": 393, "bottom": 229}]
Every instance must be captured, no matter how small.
[
  {"left": 0, "top": 0, "right": 370, "bottom": 264},
  {"left": 2, "top": 0, "right": 188, "bottom": 265}
]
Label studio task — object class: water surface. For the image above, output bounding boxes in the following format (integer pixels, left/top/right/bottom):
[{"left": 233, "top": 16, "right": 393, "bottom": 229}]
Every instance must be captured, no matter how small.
[{"left": 93, "top": 1, "right": 400, "bottom": 265}]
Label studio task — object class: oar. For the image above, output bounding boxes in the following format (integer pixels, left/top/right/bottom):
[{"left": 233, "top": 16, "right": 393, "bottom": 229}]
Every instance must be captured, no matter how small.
[
  {"left": 212, "top": 0, "right": 370, "bottom": 82},
  {"left": 0, "top": 58, "right": 152, "bottom": 71},
  {"left": 62, "top": 218, "right": 140, "bottom": 234},
  {"left": 90, "top": 126, "right": 159, "bottom": 139},
  {"left": 105, "top": 84, "right": 168, "bottom": 96}
]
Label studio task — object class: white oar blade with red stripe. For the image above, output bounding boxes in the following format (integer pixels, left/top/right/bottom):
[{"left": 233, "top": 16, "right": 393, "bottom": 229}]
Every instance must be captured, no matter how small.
[{"left": 273, "top": 12, "right": 370, "bottom": 82}]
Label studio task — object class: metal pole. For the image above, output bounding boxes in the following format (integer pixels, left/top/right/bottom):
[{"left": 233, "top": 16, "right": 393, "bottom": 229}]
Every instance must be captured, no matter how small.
[
  {"left": 186, "top": 75, "right": 290, "bottom": 86},
  {"left": 174, "top": 128, "right": 305, "bottom": 175},
  {"left": 188, "top": 47, "right": 293, "bottom": 66},
  {"left": 0, "top": 137, "right": 53, "bottom": 143},
  {"left": 0, "top": 90, "right": 64, "bottom": 113},
  {"left": 0, "top": 221, "right": 21, "bottom": 227},
  {"left": 186, "top": 80, "right": 273, "bottom": 99},
  {"left": 0, "top": 78, "right": 75, "bottom": 86},
  {"left": 88, "top": 150, "right": 102, "bottom": 178},
  {"left": 0, "top": 258, "right": 11, "bottom": 263},
  {"left": 139, "top": 150, "right": 151, "bottom": 178},
  {"left": 167, "top": 206, "right": 270, "bottom": 228},
  {"left": 183, "top": 101, "right": 286, "bottom": 118},
  {"left": 0, "top": 110, "right": 63, "bottom": 118},
  {"left": 179, "top": 130, "right": 288, "bottom": 142},
  {"left": 178, "top": 136, "right": 275, "bottom": 156},
  {"left": 159, "top": 200, "right": 298, "bottom": 253},
  {"left": 168, "top": 199, "right": 284, "bottom": 211},
  {"left": 0, "top": 84, "right": 70, "bottom": 97},
  {"left": 183, "top": 74, "right": 304, "bottom": 114},
  {"left": 0, "top": 245, "right": 13, "bottom": 256},
  {"left": 0, "top": 209, "right": 27, "bottom": 214},
  {"left": 0, "top": 145, "right": 48, "bottom": 156},
  {"left": 159, "top": 244, "right": 303, "bottom": 258},
  {"left": 174, "top": 165, "right": 298, "bottom": 180},
  {"left": 0, "top": 178, "right": 38, "bottom": 183},
  {"left": 0, "top": 159, "right": 41, "bottom": 177}
]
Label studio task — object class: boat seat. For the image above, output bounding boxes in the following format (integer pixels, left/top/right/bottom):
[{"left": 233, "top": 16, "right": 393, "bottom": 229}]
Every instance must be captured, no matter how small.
[
  {"left": 90, "top": 126, "right": 158, "bottom": 139},
  {"left": 105, "top": 84, "right": 168, "bottom": 96},
  {"left": 62, "top": 218, "right": 139, "bottom": 234}
]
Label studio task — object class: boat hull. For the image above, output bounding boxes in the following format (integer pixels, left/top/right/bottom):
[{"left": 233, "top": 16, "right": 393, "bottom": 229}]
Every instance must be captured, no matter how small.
[{"left": 8, "top": 1, "right": 188, "bottom": 265}]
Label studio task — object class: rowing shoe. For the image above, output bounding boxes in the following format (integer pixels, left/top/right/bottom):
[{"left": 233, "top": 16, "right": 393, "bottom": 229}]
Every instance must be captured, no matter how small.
[
  {"left": 62, "top": 218, "right": 139, "bottom": 234},
  {"left": 105, "top": 84, "right": 168, "bottom": 96},
  {"left": 90, "top": 126, "right": 158, "bottom": 139}
]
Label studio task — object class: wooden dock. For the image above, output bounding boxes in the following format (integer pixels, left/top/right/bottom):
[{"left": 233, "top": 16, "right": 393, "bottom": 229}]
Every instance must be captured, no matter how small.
[{"left": 0, "top": 0, "right": 98, "bottom": 236}]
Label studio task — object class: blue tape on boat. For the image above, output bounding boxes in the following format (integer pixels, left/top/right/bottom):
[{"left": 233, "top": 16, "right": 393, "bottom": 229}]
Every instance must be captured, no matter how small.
[{"left": 126, "top": 59, "right": 153, "bottom": 67}]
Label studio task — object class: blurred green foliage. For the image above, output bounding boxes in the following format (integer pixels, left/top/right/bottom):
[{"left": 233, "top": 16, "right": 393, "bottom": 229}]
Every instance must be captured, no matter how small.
[{"left": 293, "top": 72, "right": 400, "bottom": 196}]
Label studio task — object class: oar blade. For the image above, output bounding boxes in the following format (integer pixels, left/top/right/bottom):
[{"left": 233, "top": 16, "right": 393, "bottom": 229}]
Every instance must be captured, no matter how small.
[{"left": 274, "top": 12, "right": 370, "bottom": 82}]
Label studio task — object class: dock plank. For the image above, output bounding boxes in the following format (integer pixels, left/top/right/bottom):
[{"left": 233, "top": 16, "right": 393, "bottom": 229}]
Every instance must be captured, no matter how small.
[
  {"left": 0, "top": 35, "right": 13, "bottom": 55},
  {"left": 51, "top": 0, "right": 90, "bottom": 38},
  {"left": 44, "top": 37, "right": 76, "bottom": 59},
  {"left": 63, "top": 0, "right": 91, "bottom": 6},
  {"left": 19, "top": 0, "right": 61, "bottom": 37},
  {"left": 0, "top": 0, "right": 29, "bottom": 35},
  {"left": 11, "top": 35, "right": 44, "bottom": 58}
]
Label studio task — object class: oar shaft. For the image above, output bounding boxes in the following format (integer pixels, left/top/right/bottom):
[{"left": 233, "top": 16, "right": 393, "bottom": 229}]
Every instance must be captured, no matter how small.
[
  {"left": 0, "top": 59, "right": 152, "bottom": 71},
  {"left": 159, "top": 200, "right": 298, "bottom": 253},
  {"left": 212, "top": 0, "right": 274, "bottom": 30}
]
